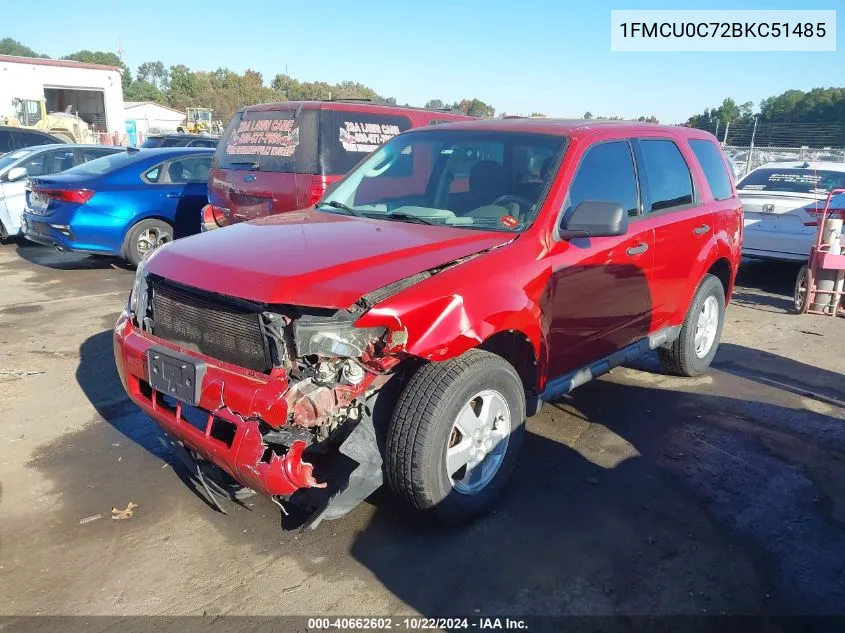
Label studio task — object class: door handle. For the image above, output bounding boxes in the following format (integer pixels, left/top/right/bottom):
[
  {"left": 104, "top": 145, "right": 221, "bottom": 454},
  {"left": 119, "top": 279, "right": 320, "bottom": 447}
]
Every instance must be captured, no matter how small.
[
  {"left": 693, "top": 224, "right": 710, "bottom": 235},
  {"left": 166, "top": 193, "right": 184, "bottom": 199},
  {"left": 626, "top": 243, "right": 649, "bottom": 256}
]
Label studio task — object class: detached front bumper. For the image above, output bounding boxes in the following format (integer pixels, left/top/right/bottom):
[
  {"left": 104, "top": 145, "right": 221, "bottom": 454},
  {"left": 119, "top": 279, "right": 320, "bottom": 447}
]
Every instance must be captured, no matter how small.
[{"left": 113, "top": 313, "right": 321, "bottom": 498}]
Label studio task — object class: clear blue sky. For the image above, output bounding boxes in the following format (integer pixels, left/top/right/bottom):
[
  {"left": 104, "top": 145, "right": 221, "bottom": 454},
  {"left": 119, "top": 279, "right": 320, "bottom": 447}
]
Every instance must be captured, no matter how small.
[{"left": 3, "top": 0, "right": 842, "bottom": 123}]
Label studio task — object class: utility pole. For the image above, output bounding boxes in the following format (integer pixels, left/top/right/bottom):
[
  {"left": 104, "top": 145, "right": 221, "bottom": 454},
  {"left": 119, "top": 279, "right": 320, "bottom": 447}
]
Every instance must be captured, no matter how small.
[
  {"left": 723, "top": 120, "right": 730, "bottom": 145},
  {"left": 714, "top": 120, "right": 720, "bottom": 139},
  {"left": 747, "top": 116, "right": 759, "bottom": 176}
]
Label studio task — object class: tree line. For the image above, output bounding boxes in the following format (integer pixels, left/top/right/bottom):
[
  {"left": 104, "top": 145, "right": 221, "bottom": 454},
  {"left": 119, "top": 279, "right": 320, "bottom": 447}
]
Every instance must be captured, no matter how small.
[
  {"left": 0, "top": 38, "right": 500, "bottom": 120},
  {"left": 685, "top": 89, "right": 845, "bottom": 147},
  {"left": 2, "top": 36, "right": 842, "bottom": 144}
]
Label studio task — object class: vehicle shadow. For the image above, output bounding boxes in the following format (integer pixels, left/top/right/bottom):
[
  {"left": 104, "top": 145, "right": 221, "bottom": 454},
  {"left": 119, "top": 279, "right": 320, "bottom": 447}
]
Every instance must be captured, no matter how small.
[
  {"left": 730, "top": 259, "right": 803, "bottom": 313},
  {"left": 15, "top": 242, "right": 130, "bottom": 271},
  {"left": 348, "top": 349, "right": 845, "bottom": 617},
  {"left": 75, "top": 329, "right": 221, "bottom": 511},
  {"left": 713, "top": 343, "right": 845, "bottom": 409}
]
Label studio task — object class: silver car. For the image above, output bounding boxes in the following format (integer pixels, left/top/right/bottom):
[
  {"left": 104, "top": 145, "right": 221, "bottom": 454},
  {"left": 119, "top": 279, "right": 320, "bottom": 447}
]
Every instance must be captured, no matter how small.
[
  {"left": 738, "top": 161, "right": 845, "bottom": 261},
  {"left": 0, "top": 144, "right": 122, "bottom": 241}
]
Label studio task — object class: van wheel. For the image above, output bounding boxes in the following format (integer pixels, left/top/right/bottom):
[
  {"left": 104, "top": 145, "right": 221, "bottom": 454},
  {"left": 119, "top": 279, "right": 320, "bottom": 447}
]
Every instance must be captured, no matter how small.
[
  {"left": 385, "top": 349, "right": 525, "bottom": 524},
  {"left": 0, "top": 220, "right": 9, "bottom": 243},
  {"left": 659, "top": 274, "right": 725, "bottom": 377},
  {"left": 123, "top": 219, "right": 173, "bottom": 267}
]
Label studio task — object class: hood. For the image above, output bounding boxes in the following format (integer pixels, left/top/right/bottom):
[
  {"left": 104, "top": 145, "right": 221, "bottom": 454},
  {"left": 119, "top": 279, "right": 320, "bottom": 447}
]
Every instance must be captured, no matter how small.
[{"left": 145, "top": 210, "right": 514, "bottom": 308}]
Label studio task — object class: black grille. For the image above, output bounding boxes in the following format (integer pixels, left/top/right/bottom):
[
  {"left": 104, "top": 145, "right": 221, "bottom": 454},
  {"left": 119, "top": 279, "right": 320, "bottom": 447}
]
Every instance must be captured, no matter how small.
[{"left": 150, "top": 279, "right": 270, "bottom": 373}]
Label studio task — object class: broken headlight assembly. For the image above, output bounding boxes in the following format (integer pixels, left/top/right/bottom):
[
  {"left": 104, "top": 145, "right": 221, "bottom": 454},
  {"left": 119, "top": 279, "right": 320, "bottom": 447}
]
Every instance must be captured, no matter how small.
[
  {"left": 128, "top": 257, "right": 148, "bottom": 321},
  {"left": 294, "top": 317, "right": 386, "bottom": 358}
]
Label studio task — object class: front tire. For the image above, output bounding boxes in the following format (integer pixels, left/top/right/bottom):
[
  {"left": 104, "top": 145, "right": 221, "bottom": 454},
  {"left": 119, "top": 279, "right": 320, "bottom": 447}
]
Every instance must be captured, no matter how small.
[
  {"left": 385, "top": 349, "right": 525, "bottom": 524},
  {"left": 659, "top": 274, "right": 726, "bottom": 377},
  {"left": 122, "top": 218, "right": 173, "bottom": 266}
]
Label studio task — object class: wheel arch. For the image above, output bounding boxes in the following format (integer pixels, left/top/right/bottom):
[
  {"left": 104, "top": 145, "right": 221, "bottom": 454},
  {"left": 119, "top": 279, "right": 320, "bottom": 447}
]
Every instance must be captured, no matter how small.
[
  {"left": 478, "top": 329, "right": 539, "bottom": 397},
  {"left": 706, "top": 256, "right": 734, "bottom": 301},
  {"left": 120, "top": 214, "right": 175, "bottom": 258}
]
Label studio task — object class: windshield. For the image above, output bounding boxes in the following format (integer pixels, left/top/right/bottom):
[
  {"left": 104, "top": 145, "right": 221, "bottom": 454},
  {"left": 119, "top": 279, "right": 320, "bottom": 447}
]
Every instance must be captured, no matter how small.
[
  {"left": 738, "top": 167, "right": 845, "bottom": 195},
  {"left": 0, "top": 148, "right": 33, "bottom": 174},
  {"left": 319, "top": 129, "right": 564, "bottom": 231},
  {"left": 64, "top": 150, "right": 140, "bottom": 176}
]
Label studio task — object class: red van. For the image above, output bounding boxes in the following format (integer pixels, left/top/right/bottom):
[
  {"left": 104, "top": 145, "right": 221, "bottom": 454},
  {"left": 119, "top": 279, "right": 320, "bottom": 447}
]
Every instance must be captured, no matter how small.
[{"left": 202, "top": 100, "right": 473, "bottom": 229}]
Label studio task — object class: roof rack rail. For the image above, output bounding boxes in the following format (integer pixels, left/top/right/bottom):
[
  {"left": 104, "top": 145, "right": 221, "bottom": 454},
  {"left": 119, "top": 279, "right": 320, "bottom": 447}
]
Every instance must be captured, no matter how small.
[{"left": 328, "top": 97, "right": 374, "bottom": 102}]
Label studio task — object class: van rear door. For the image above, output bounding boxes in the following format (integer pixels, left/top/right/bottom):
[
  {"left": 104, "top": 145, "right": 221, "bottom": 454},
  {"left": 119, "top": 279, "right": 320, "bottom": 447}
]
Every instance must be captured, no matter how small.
[{"left": 209, "top": 108, "right": 318, "bottom": 221}]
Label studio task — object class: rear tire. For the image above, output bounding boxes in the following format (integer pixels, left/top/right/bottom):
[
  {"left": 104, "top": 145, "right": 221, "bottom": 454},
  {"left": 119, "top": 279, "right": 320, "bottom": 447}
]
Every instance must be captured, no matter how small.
[
  {"left": 385, "top": 349, "right": 525, "bottom": 524},
  {"left": 0, "top": 220, "right": 9, "bottom": 243},
  {"left": 122, "top": 218, "right": 173, "bottom": 267},
  {"left": 658, "top": 274, "right": 725, "bottom": 377}
]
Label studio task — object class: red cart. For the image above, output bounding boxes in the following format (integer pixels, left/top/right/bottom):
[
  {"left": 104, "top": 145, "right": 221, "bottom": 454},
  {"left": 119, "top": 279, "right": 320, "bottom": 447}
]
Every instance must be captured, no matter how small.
[{"left": 794, "top": 188, "right": 845, "bottom": 316}]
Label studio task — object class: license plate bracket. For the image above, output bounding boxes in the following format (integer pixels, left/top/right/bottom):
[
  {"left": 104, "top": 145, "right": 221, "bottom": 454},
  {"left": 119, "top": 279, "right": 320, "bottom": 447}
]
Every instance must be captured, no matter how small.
[{"left": 146, "top": 346, "right": 206, "bottom": 406}]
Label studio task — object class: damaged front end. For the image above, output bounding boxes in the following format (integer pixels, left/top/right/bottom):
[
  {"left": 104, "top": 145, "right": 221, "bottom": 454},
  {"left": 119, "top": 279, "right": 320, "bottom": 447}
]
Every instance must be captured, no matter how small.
[{"left": 115, "top": 267, "right": 410, "bottom": 528}]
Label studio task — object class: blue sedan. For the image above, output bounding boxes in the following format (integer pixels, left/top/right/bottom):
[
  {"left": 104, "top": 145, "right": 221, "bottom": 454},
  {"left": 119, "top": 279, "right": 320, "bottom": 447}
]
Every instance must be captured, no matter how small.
[{"left": 23, "top": 147, "right": 214, "bottom": 265}]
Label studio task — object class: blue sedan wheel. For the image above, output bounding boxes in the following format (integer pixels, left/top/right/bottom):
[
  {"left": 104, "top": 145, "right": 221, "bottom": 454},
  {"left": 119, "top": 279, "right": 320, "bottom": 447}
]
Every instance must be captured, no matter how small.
[{"left": 124, "top": 218, "right": 173, "bottom": 266}]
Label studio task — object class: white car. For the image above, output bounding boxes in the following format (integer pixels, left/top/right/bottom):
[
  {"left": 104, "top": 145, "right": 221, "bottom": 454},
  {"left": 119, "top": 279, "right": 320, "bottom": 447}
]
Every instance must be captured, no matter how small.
[
  {"left": 738, "top": 161, "right": 845, "bottom": 261},
  {"left": 0, "top": 144, "right": 120, "bottom": 241}
]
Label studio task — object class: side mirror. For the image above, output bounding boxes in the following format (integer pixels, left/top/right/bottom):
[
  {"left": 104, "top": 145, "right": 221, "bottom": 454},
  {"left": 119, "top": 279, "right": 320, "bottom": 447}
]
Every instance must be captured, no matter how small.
[
  {"left": 559, "top": 200, "right": 628, "bottom": 238},
  {"left": 6, "top": 166, "right": 27, "bottom": 182}
]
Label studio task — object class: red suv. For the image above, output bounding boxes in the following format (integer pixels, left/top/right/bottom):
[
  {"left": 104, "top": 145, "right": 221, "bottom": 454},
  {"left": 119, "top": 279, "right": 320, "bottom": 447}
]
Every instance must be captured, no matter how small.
[
  {"left": 114, "top": 119, "right": 742, "bottom": 527},
  {"left": 201, "top": 100, "right": 473, "bottom": 230}
]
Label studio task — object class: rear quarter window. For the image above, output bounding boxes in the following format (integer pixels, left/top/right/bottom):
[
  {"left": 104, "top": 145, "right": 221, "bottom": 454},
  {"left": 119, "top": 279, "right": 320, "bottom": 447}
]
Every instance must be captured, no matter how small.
[
  {"left": 213, "top": 109, "right": 318, "bottom": 174},
  {"left": 320, "top": 110, "right": 412, "bottom": 175},
  {"left": 689, "top": 139, "right": 733, "bottom": 201}
]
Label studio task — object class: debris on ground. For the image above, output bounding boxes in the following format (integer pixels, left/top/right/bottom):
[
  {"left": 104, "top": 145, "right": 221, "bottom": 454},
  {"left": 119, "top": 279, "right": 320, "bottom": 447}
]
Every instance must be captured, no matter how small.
[
  {"left": 78, "top": 514, "right": 102, "bottom": 525},
  {"left": 111, "top": 502, "right": 138, "bottom": 520},
  {"left": 282, "top": 584, "right": 302, "bottom": 594},
  {"left": 0, "top": 370, "right": 45, "bottom": 378}
]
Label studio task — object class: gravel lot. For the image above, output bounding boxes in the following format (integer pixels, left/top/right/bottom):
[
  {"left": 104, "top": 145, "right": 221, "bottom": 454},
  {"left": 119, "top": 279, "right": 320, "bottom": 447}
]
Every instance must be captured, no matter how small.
[{"left": 1, "top": 240, "right": 843, "bottom": 619}]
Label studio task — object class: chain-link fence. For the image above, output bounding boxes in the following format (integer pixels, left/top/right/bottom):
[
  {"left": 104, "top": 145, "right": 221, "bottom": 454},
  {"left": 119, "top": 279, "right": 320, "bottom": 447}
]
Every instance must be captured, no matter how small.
[{"left": 723, "top": 145, "right": 845, "bottom": 178}]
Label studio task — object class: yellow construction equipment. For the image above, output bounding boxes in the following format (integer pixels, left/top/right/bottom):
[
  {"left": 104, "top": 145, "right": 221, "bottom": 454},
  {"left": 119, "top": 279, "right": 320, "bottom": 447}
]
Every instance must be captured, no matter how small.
[
  {"left": 1, "top": 98, "right": 96, "bottom": 144},
  {"left": 179, "top": 107, "right": 222, "bottom": 134}
]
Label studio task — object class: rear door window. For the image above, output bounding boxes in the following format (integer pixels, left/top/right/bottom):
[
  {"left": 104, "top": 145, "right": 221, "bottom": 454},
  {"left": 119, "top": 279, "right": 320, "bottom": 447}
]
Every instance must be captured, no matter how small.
[
  {"left": 320, "top": 110, "right": 412, "bottom": 175},
  {"left": 214, "top": 109, "right": 318, "bottom": 174},
  {"left": 689, "top": 139, "right": 732, "bottom": 200},
  {"left": 638, "top": 139, "right": 695, "bottom": 212},
  {"left": 41, "top": 148, "right": 77, "bottom": 174}
]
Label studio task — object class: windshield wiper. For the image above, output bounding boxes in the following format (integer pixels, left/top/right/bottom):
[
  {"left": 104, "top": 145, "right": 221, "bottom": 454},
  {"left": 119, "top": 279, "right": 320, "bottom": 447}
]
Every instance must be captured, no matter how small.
[
  {"left": 385, "top": 211, "right": 437, "bottom": 226},
  {"left": 318, "top": 200, "right": 366, "bottom": 217},
  {"left": 228, "top": 161, "right": 260, "bottom": 170}
]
